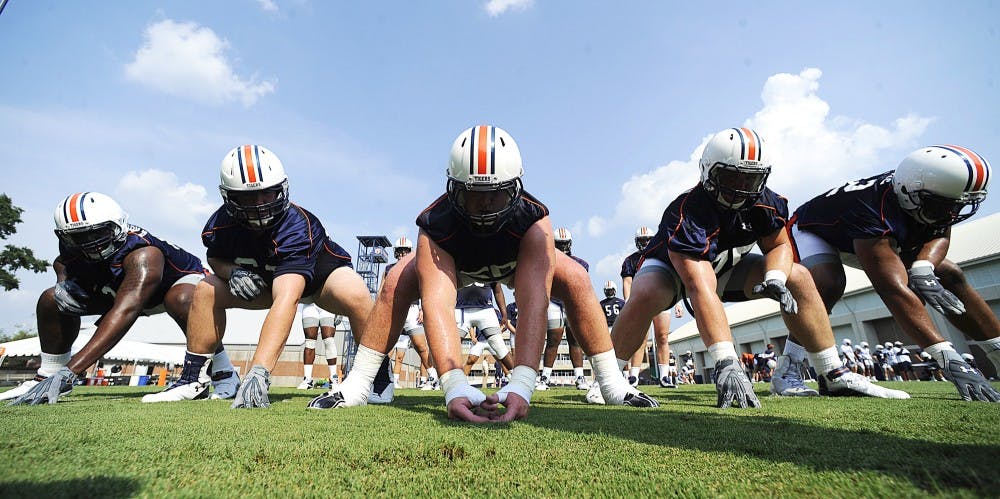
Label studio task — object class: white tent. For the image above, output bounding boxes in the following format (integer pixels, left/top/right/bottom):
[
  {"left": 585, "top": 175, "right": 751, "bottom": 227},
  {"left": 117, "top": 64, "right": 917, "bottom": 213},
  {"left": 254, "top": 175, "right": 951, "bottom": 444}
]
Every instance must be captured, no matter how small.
[{"left": 0, "top": 326, "right": 185, "bottom": 365}]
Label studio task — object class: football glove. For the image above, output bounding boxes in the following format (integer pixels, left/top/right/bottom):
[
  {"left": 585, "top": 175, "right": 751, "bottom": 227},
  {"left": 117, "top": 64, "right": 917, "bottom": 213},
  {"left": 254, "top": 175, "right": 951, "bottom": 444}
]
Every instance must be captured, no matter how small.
[
  {"left": 53, "top": 280, "right": 89, "bottom": 315},
  {"left": 8, "top": 367, "right": 76, "bottom": 406},
  {"left": 231, "top": 365, "right": 271, "bottom": 408},
  {"left": 752, "top": 279, "right": 798, "bottom": 314},
  {"left": 714, "top": 358, "right": 761, "bottom": 409},
  {"left": 228, "top": 268, "right": 268, "bottom": 302},
  {"left": 907, "top": 266, "right": 965, "bottom": 315}
]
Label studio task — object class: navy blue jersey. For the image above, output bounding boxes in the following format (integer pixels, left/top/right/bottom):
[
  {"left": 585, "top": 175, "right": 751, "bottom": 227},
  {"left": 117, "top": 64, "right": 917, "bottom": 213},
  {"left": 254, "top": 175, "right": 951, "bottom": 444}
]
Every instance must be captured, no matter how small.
[
  {"left": 642, "top": 185, "right": 788, "bottom": 274},
  {"left": 621, "top": 251, "right": 642, "bottom": 279},
  {"left": 202, "top": 203, "right": 352, "bottom": 297},
  {"left": 60, "top": 225, "right": 206, "bottom": 309},
  {"left": 416, "top": 191, "right": 549, "bottom": 282},
  {"left": 793, "top": 171, "right": 947, "bottom": 257},
  {"left": 456, "top": 282, "right": 496, "bottom": 309},
  {"left": 600, "top": 296, "right": 625, "bottom": 327},
  {"left": 506, "top": 302, "right": 518, "bottom": 327}
]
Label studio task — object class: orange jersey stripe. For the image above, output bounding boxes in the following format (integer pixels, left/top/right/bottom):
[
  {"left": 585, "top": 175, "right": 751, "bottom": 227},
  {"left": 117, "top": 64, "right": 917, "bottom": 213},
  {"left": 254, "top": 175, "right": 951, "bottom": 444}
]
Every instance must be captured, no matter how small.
[
  {"left": 477, "top": 126, "right": 489, "bottom": 175},
  {"left": 243, "top": 145, "right": 258, "bottom": 183}
]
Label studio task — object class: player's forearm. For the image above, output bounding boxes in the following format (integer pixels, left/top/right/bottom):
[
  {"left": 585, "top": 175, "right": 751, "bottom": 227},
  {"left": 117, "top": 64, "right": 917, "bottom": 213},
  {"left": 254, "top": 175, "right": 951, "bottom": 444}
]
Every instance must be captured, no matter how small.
[{"left": 66, "top": 305, "right": 143, "bottom": 374}]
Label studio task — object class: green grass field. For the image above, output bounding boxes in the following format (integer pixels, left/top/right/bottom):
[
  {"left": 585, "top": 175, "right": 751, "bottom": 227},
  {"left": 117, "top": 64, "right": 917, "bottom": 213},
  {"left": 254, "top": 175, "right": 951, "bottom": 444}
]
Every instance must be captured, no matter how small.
[{"left": 2, "top": 381, "right": 998, "bottom": 498}]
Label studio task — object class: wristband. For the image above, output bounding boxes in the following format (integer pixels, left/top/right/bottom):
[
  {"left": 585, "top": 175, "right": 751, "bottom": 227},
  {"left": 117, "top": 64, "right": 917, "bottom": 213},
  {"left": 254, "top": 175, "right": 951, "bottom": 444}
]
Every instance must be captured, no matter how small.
[
  {"left": 763, "top": 269, "right": 788, "bottom": 285},
  {"left": 495, "top": 365, "right": 536, "bottom": 405},
  {"left": 911, "top": 260, "right": 934, "bottom": 271},
  {"left": 441, "top": 369, "right": 485, "bottom": 406}
]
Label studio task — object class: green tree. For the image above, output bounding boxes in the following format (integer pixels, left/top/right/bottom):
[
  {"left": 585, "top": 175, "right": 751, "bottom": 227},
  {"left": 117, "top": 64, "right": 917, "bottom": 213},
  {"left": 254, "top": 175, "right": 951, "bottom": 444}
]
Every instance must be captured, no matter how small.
[{"left": 0, "top": 194, "right": 50, "bottom": 291}]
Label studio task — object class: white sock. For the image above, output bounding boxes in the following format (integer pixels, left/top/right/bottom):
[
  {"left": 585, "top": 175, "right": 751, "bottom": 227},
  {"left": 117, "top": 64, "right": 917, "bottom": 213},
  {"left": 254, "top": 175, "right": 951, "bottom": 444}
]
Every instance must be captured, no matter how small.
[
  {"left": 303, "top": 365, "right": 314, "bottom": 380},
  {"left": 617, "top": 358, "right": 628, "bottom": 371},
  {"left": 707, "top": 341, "right": 738, "bottom": 363},
  {"left": 808, "top": 347, "right": 843, "bottom": 376},
  {"left": 590, "top": 350, "right": 634, "bottom": 403},
  {"left": 977, "top": 337, "right": 1000, "bottom": 372},
  {"left": 541, "top": 367, "right": 552, "bottom": 378},
  {"left": 393, "top": 373, "right": 400, "bottom": 382},
  {"left": 39, "top": 352, "right": 71, "bottom": 377},
  {"left": 629, "top": 367, "right": 640, "bottom": 377},
  {"left": 211, "top": 348, "right": 235, "bottom": 374},
  {"left": 427, "top": 367, "right": 439, "bottom": 380},
  {"left": 341, "top": 345, "right": 385, "bottom": 393},
  {"left": 783, "top": 340, "right": 808, "bottom": 363},
  {"left": 657, "top": 364, "right": 668, "bottom": 377},
  {"left": 924, "top": 341, "right": 962, "bottom": 367},
  {"left": 574, "top": 367, "right": 584, "bottom": 377}
]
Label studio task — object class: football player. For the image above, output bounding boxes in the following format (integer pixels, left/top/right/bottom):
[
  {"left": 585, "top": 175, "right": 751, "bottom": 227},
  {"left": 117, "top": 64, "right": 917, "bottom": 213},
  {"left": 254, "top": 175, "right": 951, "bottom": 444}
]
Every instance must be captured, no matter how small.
[
  {"left": 788, "top": 145, "right": 999, "bottom": 402},
  {"left": 386, "top": 237, "right": 439, "bottom": 391},
  {"left": 621, "top": 226, "right": 684, "bottom": 388},
  {"left": 296, "top": 303, "right": 342, "bottom": 390},
  {"left": 610, "top": 128, "right": 907, "bottom": 409},
  {"left": 309, "top": 125, "right": 657, "bottom": 421},
  {"left": 538, "top": 228, "right": 589, "bottom": 390},
  {"left": 456, "top": 282, "right": 514, "bottom": 376},
  {"left": 5, "top": 192, "right": 240, "bottom": 405},
  {"left": 141, "top": 145, "right": 376, "bottom": 408}
]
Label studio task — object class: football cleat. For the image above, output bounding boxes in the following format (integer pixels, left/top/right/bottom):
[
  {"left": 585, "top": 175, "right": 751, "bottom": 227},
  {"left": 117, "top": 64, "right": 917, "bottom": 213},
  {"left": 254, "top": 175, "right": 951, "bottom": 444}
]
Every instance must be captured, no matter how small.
[
  {"left": 585, "top": 381, "right": 605, "bottom": 405},
  {"left": 574, "top": 375, "right": 591, "bottom": 390},
  {"left": 818, "top": 367, "right": 910, "bottom": 399},
  {"left": 0, "top": 378, "right": 42, "bottom": 401},
  {"left": 296, "top": 378, "right": 314, "bottom": 390},
  {"left": 141, "top": 379, "right": 209, "bottom": 403},
  {"left": 627, "top": 375, "right": 639, "bottom": 387},
  {"left": 622, "top": 391, "right": 659, "bottom": 408},
  {"left": 210, "top": 370, "right": 241, "bottom": 400},
  {"left": 369, "top": 382, "right": 394, "bottom": 404},
  {"left": 535, "top": 376, "right": 549, "bottom": 391},
  {"left": 393, "top": 380, "right": 402, "bottom": 389},
  {"left": 307, "top": 390, "right": 347, "bottom": 410},
  {"left": 659, "top": 376, "right": 677, "bottom": 388},
  {"left": 420, "top": 377, "right": 438, "bottom": 391},
  {"left": 770, "top": 356, "right": 819, "bottom": 397}
]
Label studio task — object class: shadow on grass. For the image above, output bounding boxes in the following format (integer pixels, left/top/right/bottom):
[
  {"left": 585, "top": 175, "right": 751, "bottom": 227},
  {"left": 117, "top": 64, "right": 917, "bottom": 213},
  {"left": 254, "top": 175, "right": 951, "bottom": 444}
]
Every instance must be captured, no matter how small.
[
  {"left": 393, "top": 401, "right": 999, "bottom": 495},
  {"left": 0, "top": 476, "right": 140, "bottom": 498}
]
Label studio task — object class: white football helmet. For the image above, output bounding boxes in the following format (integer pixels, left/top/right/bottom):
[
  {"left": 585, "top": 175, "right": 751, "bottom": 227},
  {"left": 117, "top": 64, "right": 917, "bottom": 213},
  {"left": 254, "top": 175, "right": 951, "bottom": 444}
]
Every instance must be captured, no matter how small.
[
  {"left": 446, "top": 125, "right": 524, "bottom": 234},
  {"left": 394, "top": 236, "right": 413, "bottom": 259},
  {"left": 884, "top": 342, "right": 894, "bottom": 349},
  {"left": 219, "top": 145, "right": 290, "bottom": 229},
  {"left": 893, "top": 145, "right": 991, "bottom": 227},
  {"left": 603, "top": 280, "right": 617, "bottom": 298},
  {"left": 634, "top": 226, "right": 653, "bottom": 250},
  {"left": 699, "top": 127, "right": 771, "bottom": 209},
  {"left": 961, "top": 353, "right": 975, "bottom": 362},
  {"left": 554, "top": 227, "right": 572, "bottom": 254},
  {"left": 842, "top": 338, "right": 852, "bottom": 346},
  {"left": 53, "top": 192, "right": 129, "bottom": 261},
  {"left": 860, "top": 341, "right": 869, "bottom": 348}
]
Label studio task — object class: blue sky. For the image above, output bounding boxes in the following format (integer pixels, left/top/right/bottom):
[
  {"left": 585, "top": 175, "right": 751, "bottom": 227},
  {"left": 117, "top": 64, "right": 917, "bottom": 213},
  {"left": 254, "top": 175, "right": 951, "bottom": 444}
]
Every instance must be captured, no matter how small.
[{"left": 1, "top": 0, "right": 998, "bottom": 340}]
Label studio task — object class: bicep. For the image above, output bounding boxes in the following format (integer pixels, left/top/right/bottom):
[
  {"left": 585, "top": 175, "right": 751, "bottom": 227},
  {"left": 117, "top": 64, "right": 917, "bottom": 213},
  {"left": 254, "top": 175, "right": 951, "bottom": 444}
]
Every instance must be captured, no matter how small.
[{"left": 854, "top": 238, "right": 907, "bottom": 286}]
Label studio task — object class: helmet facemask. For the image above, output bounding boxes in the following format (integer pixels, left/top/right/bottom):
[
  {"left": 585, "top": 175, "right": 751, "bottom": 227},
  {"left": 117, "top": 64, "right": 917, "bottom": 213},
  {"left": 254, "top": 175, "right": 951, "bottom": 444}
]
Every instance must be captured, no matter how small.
[
  {"left": 635, "top": 236, "right": 652, "bottom": 251},
  {"left": 56, "top": 221, "right": 126, "bottom": 261},
  {"left": 555, "top": 239, "right": 572, "bottom": 255},
  {"left": 394, "top": 247, "right": 412, "bottom": 260},
  {"left": 447, "top": 177, "right": 522, "bottom": 235},
  {"left": 704, "top": 161, "right": 771, "bottom": 210},
  {"left": 221, "top": 179, "right": 290, "bottom": 230},
  {"left": 899, "top": 187, "right": 985, "bottom": 227}
]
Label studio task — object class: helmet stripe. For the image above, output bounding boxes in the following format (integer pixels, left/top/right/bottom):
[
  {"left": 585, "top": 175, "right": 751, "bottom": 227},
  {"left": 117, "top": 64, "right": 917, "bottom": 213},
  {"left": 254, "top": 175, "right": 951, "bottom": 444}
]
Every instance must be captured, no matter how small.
[
  {"left": 476, "top": 125, "right": 489, "bottom": 175},
  {"left": 252, "top": 145, "right": 264, "bottom": 183},
  {"left": 77, "top": 191, "right": 89, "bottom": 221},
  {"left": 468, "top": 127, "right": 477, "bottom": 175},
  {"left": 489, "top": 125, "right": 496, "bottom": 174},
  {"left": 740, "top": 127, "right": 759, "bottom": 161},
  {"left": 63, "top": 194, "right": 76, "bottom": 224},
  {"left": 731, "top": 128, "right": 746, "bottom": 160},
  {"left": 942, "top": 144, "right": 989, "bottom": 191},
  {"left": 236, "top": 147, "right": 247, "bottom": 183},
  {"left": 242, "top": 145, "right": 258, "bottom": 184},
  {"left": 66, "top": 193, "right": 82, "bottom": 223}
]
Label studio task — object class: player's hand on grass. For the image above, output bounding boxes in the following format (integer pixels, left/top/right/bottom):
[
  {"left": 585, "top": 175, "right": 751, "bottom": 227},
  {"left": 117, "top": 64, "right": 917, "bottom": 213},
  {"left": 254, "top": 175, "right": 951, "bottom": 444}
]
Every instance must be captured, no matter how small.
[
  {"left": 9, "top": 367, "right": 75, "bottom": 406},
  {"left": 714, "top": 358, "right": 761, "bottom": 409},
  {"left": 484, "top": 391, "right": 530, "bottom": 422},
  {"left": 447, "top": 397, "right": 493, "bottom": 423}
]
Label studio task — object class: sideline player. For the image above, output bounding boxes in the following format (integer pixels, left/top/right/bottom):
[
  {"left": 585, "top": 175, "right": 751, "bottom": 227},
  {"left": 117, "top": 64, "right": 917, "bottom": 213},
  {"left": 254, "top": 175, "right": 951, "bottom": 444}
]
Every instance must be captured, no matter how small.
[
  {"left": 141, "top": 145, "right": 375, "bottom": 408},
  {"left": 621, "top": 227, "right": 683, "bottom": 388},
  {"left": 609, "top": 128, "right": 907, "bottom": 409},
  {"left": 308, "top": 125, "right": 656, "bottom": 421},
  {"left": 297, "top": 303, "right": 342, "bottom": 390},
  {"left": 788, "top": 145, "right": 999, "bottom": 402},
  {"left": 6, "top": 193, "right": 240, "bottom": 405}
]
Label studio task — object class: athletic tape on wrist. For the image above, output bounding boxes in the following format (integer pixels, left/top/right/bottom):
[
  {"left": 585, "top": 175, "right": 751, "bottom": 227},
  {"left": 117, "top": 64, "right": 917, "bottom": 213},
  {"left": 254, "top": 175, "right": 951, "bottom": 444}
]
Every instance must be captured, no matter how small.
[
  {"left": 441, "top": 369, "right": 485, "bottom": 406},
  {"left": 495, "top": 365, "right": 536, "bottom": 405},
  {"left": 764, "top": 269, "right": 788, "bottom": 285}
]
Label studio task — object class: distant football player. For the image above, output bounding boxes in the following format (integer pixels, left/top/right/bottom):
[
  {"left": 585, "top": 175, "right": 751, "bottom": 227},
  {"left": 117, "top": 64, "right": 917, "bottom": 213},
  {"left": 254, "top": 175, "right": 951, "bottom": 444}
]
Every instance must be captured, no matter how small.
[
  {"left": 141, "top": 145, "right": 375, "bottom": 408},
  {"left": 788, "top": 145, "right": 999, "bottom": 402},
  {"left": 455, "top": 282, "right": 514, "bottom": 376},
  {"left": 538, "top": 228, "right": 589, "bottom": 390},
  {"left": 309, "top": 125, "right": 657, "bottom": 421},
  {"left": 5, "top": 192, "right": 239, "bottom": 405},
  {"left": 610, "top": 128, "right": 907, "bottom": 409},
  {"left": 297, "top": 303, "right": 342, "bottom": 390},
  {"left": 386, "top": 237, "right": 439, "bottom": 390},
  {"left": 621, "top": 227, "right": 683, "bottom": 388}
]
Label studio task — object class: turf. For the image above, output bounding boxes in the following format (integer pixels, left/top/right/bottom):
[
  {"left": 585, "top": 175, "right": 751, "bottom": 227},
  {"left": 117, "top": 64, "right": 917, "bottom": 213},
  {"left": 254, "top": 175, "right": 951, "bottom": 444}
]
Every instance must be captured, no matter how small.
[{"left": 1, "top": 381, "right": 998, "bottom": 498}]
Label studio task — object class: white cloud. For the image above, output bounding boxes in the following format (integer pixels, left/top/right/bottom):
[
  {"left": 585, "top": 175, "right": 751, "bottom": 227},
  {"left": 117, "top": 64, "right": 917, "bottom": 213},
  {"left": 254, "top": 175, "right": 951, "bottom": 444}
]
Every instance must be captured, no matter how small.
[
  {"left": 485, "top": 0, "right": 533, "bottom": 17},
  {"left": 125, "top": 19, "right": 276, "bottom": 106},
  {"left": 589, "top": 67, "right": 932, "bottom": 237},
  {"left": 115, "top": 169, "right": 217, "bottom": 256},
  {"left": 256, "top": 0, "right": 278, "bottom": 12}
]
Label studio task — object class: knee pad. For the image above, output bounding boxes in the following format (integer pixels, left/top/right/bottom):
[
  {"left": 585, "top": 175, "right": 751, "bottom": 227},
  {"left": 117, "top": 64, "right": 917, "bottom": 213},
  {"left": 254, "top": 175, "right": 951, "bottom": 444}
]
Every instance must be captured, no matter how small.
[
  {"left": 486, "top": 335, "right": 510, "bottom": 359},
  {"left": 323, "top": 337, "right": 338, "bottom": 358},
  {"left": 303, "top": 339, "right": 317, "bottom": 349}
]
